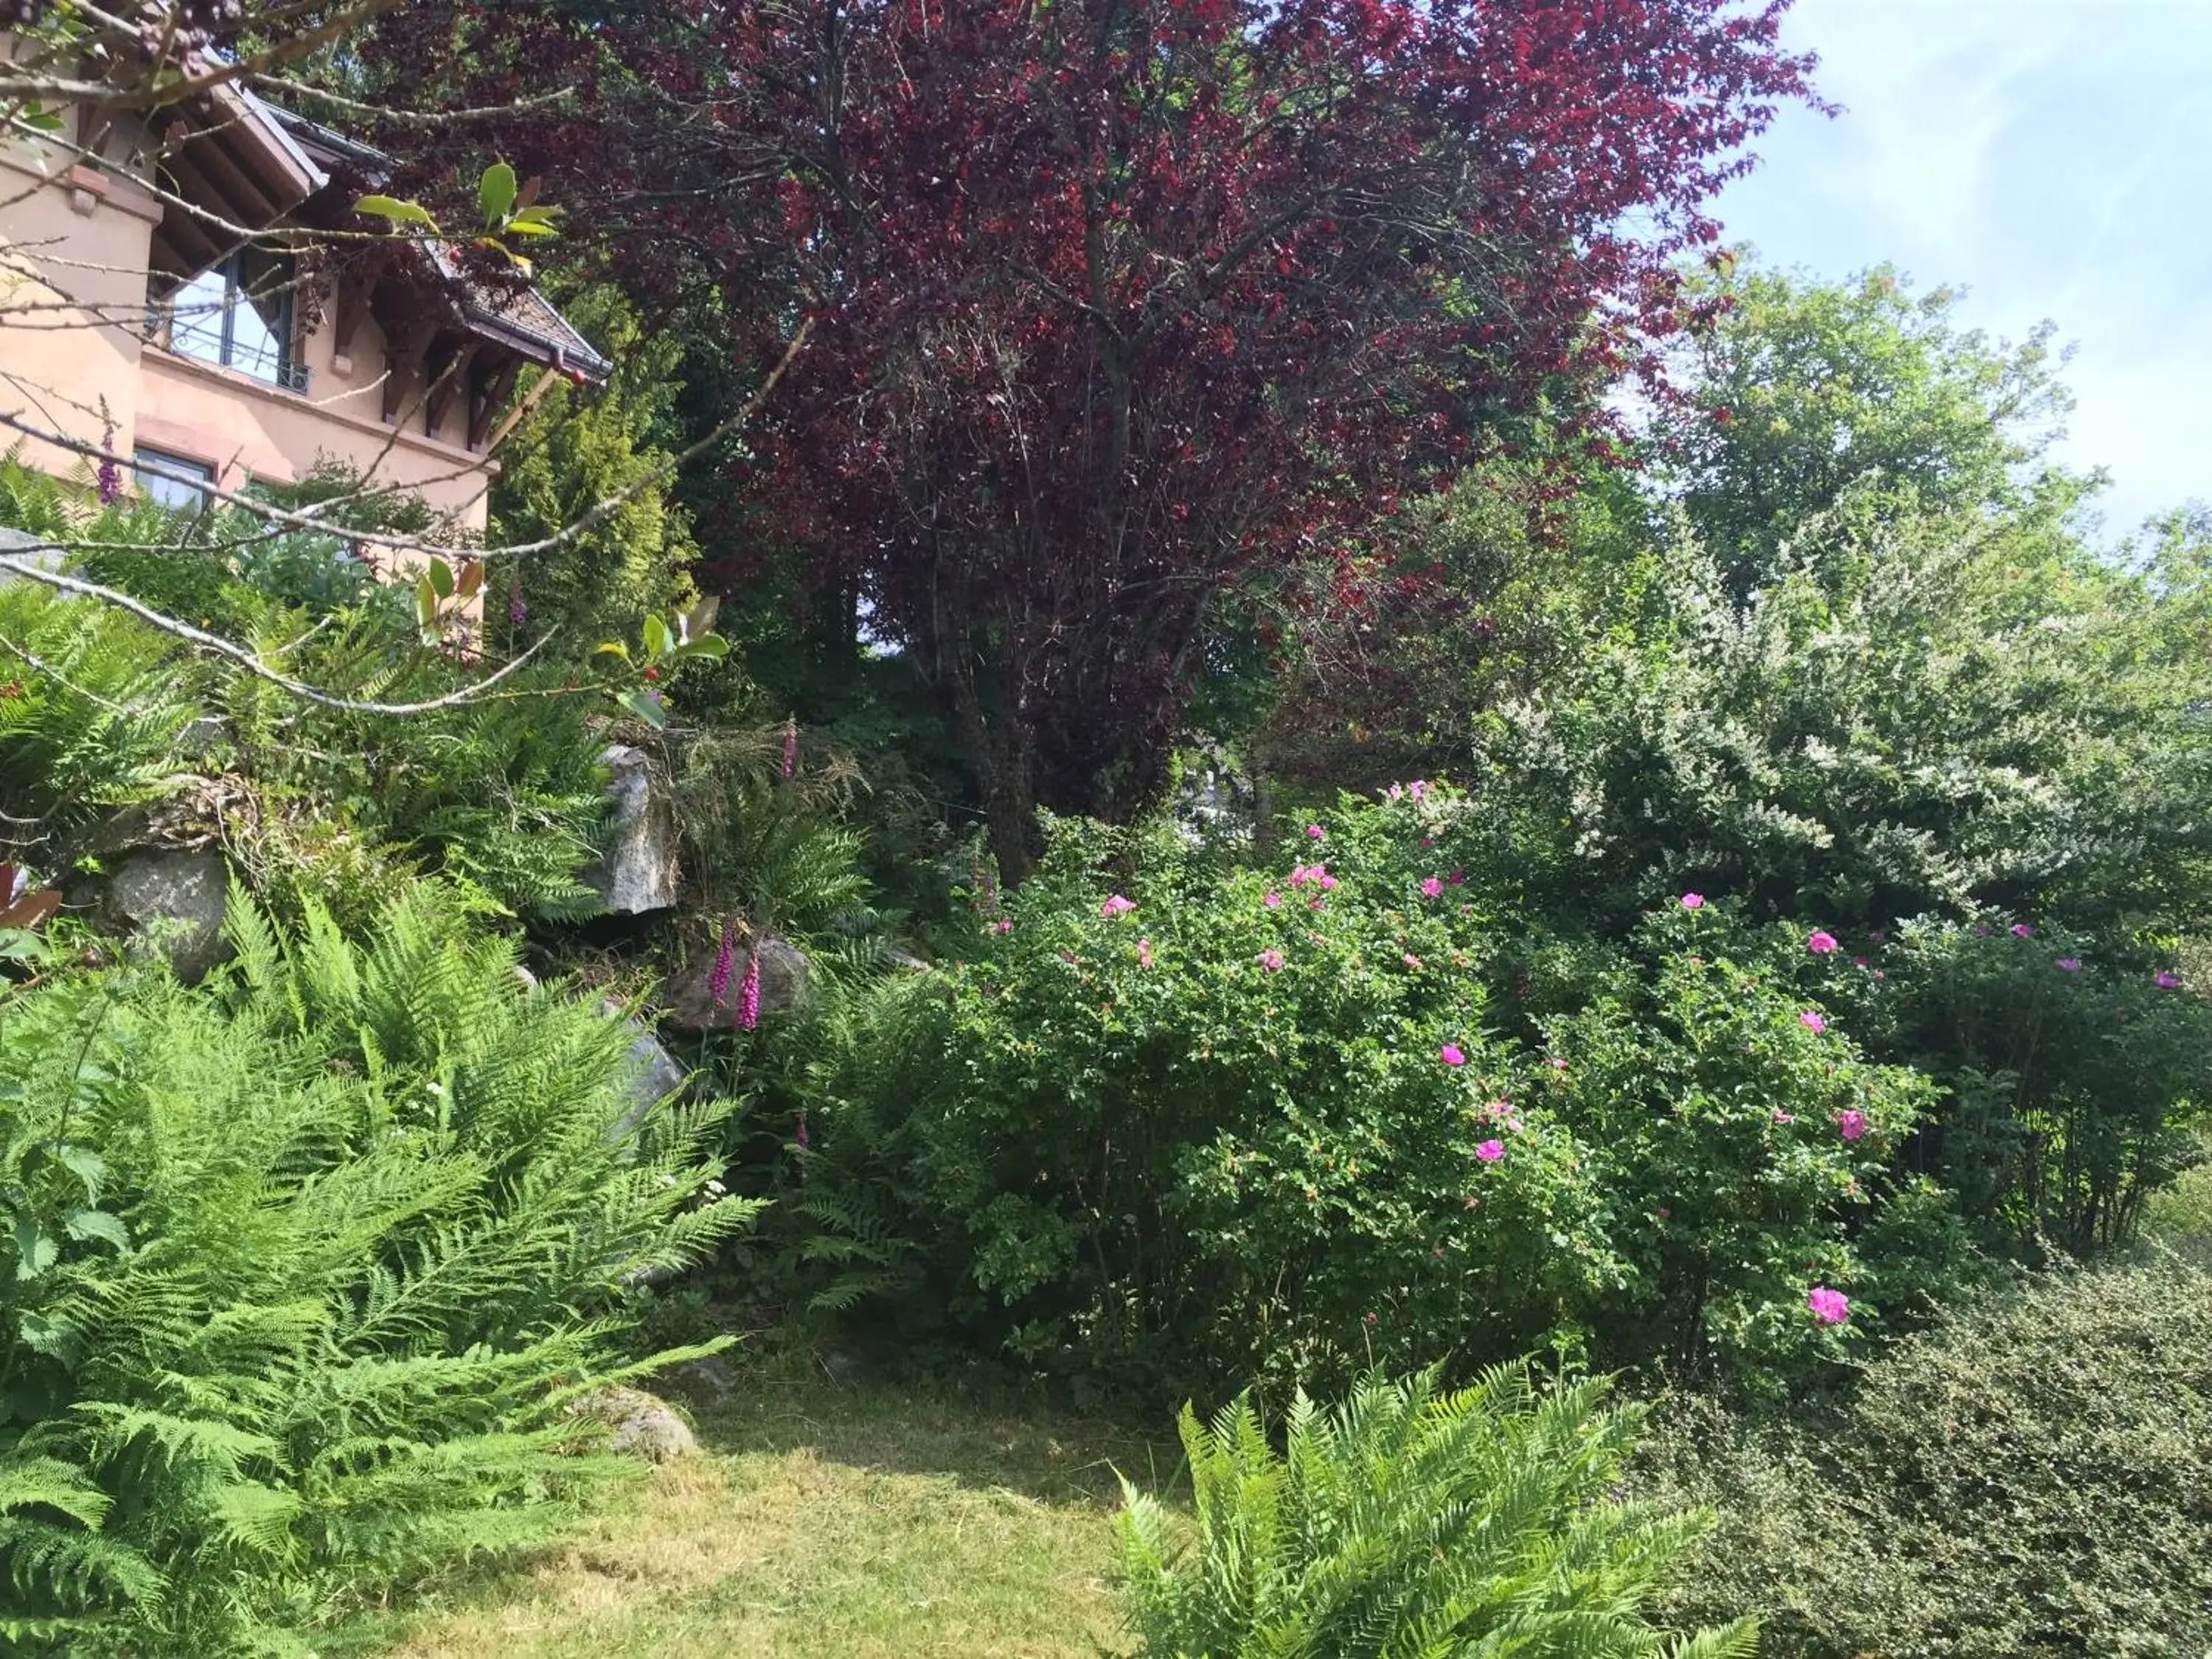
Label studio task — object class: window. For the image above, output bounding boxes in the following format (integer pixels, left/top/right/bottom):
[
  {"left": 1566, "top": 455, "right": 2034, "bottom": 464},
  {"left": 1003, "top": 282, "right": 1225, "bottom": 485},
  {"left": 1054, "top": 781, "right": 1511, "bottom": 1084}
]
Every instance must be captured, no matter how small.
[
  {"left": 132, "top": 447, "right": 216, "bottom": 511},
  {"left": 153, "top": 250, "right": 303, "bottom": 390}
]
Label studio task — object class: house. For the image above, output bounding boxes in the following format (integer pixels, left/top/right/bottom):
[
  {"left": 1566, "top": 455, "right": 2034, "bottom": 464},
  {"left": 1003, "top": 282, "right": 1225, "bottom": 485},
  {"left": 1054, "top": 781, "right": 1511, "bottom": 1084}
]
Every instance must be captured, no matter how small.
[{"left": 0, "top": 60, "right": 606, "bottom": 531}]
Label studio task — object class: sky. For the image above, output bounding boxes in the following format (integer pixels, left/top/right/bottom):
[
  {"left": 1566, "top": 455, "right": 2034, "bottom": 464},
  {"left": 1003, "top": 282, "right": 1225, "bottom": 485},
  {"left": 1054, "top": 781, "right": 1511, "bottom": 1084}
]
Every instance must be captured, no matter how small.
[{"left": 1710, "top": 0, "right": 2212, "bottom": 537}]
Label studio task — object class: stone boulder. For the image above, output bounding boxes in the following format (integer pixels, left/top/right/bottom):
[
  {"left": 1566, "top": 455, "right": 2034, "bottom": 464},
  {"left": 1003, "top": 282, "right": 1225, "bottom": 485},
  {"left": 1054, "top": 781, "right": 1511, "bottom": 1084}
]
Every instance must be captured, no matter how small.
[
  {"left": 568, "top": 1386, "right": 698, "bottom": 1464},
  {"left": 661, "top": 934, "right": 811, "bottom": 1031},
  {"left": 0, "top": 525, "right": 63, "bottom": 582},
  {"left": 584, "top": 745, "right": 680, "bottom": 916},
  {"left": 108, "top": 848, "right": 233, "bottom": 983},
  {"left": 611, "top": 1015, "right": 688, "bottom": 1141}
]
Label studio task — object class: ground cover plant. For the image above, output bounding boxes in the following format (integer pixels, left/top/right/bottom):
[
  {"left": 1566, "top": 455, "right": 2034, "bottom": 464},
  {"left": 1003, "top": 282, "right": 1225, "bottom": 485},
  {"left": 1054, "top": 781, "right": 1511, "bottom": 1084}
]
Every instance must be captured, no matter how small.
[{"left": 1641, "top": 1253, "right": 2212, "bottom": 1658}]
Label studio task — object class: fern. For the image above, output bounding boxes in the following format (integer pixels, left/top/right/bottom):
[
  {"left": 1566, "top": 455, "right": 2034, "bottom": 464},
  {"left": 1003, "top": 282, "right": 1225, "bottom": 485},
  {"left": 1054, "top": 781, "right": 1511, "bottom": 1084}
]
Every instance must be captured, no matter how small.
[
  {"left": 1117, "top": 1365, "right": 1756, "bottom": 1659},
  {"left": 0, "top": 885, "right": 762, "bottom": 1655}
]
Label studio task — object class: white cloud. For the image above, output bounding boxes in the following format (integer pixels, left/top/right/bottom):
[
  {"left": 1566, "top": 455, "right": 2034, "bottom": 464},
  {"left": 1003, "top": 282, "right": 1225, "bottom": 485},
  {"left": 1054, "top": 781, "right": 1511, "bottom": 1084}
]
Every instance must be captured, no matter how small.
[{"left": 1714, "top": 0, "right": 2212, "bottom": 532}]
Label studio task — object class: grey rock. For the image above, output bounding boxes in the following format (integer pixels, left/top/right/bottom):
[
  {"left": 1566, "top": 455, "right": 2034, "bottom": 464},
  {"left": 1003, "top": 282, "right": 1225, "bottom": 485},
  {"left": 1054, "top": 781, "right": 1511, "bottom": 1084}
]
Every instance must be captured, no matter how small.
[
  {"left": 175, "top": 717, "right": 226, "bottom": 761},
  {"left": 661, "top": 933, "right": 811, "bottom": 1030},
  {"left": 612, "top": 1021, "right": 688, "bottom": 1141},
  {"left": 569, "top": 1386, "right": 698, "bottom": 1464},
  {"left": 0, "top": 525, "right": 64, "bottom": 582},
  {"left": 108, "top": 848, "right": 232, "bottom": 983},
  {"left": 584, "top": 744, "right": 680, "bottom": 916}
]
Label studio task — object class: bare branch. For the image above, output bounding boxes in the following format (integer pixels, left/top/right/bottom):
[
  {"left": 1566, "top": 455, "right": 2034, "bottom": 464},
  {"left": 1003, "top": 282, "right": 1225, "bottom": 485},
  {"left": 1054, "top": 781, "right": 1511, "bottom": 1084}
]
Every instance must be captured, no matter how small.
[{"left": 0, "top": 552, "right": 555, "bottom": 714}]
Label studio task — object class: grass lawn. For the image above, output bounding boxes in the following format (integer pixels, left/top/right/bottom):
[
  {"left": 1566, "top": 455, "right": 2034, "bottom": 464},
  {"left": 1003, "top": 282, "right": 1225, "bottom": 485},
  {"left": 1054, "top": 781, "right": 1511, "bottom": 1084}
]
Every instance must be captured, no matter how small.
[{"left": 327, "top": 1358, "right": 1162, "bottom": 1659}]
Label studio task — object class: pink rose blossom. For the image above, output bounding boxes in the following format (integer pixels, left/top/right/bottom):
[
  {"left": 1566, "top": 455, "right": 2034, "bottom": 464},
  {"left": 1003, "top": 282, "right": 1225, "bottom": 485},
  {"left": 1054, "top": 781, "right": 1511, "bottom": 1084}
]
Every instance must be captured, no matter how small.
[
  {"left": 2156, "top": 971, "right": 2182, "bottom": 990},
  {"left": 1807, "top": 931, "right": 1839, "bottom": 955},
  {"left": 1306, "top": 824, "right": 1326, "bottom": 841},
  {"left": 1290, "top": 865, "right": 1314, "bottom": 889},
  {"left": 1475, "top": 1139, "right": 1504, "bottom": 1162},
  {"left": 1402, "top": 953, "right": 1423, "bottom": 969},
  {"left": 1257, "top": 949, "right": 1285, "bottom": 973},
  {"left": 1448, "top": 871, "right": 1465, "bottom": 887},
  {"left": 1308, "top": 897, "right": 1326, "bottom": 911},
  {"left": 1409, "top": 780, "right": 1427, "bottom": 801},
  {"left": 1680, "top": 892, "right": 1705, "bottom": 909},
  {"left": 1264, "top": 891, "right": 1283, "bottom": 909},
  {"left": 1439, "top": 1043, "right": 1467, "bottom": 1067},
  {"left": 2057, "top": 958, "right": 2081, "bottom": 973},
  {"left": 1773, "top": 1109, "right": 1795, "bottom": 1124},
  {"left": 1319, "top": 873, "right": 1338, "bottom": 891},
  {"left": 1422, "top": 877, "right": 1444, "bottom": 898},
  {"left": 1836, "top": 1109, "right": 1868, "bottom": 1142},
  {"left": 1799, "top": 1011, "right": 1826, "bottom": 1034},
  {"left": 1549, "top": 1057, "right": 1569, "bottom": 1072},
  {"left": 1387, "top": 784, "right": 1405, "bottom": 801},
  {"left": 1138, "top": 939, "right": 1154, "bottom": 969},
  {"left": 2011, "top": 923, "right": 2034, "bottom": 939},
  {"left": 1853, "top": 956, "right": 1868, "bottom": 967},
  {"left": 1101, "top": 894, "right": 1136, "bottom": 917},
  {"left": 992, "top": 919, "right": 1013, "bottom": 935},
  {"left": 1806, "top": 1287, "right": 1850, "bottom": 1325}
]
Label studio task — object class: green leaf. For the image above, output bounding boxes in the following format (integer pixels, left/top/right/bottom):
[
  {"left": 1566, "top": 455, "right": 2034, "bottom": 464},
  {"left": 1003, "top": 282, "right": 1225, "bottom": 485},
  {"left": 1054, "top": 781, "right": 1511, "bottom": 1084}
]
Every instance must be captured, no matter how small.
[
  {"left": 354, "top": 194, "right": 438, "bottom": 232},
  {"left": 416, "top": 574, "right": 439, "bottom": 633},
  {"left": 54, "top": 1144, "right": 105, "bottom": 1197},
  {"left": 425, "top": 556, "right": 456, "bottom": 600},
  {"left": 63, "top": 1209, "right": 127, "bottom": 1252},
  {"left": 479, "top": 161, "right": 518, "bottom": 228},
  {"left": 642, "top": 615, "right": 669, "bottom": 661},
  {"left": 13, "top": 1217, "right": 57, "bottom": 1281},
  {"left": 501, "top": 212, "right": 561, "bottom": 238},
  {"left": 674, "top": 634, "right": 731, "bottom": 661},
  {"left": 594, "top": 641, "right": 631, "bottom": 662},
  {"left": 616, "top": 689, "right": 668, "bottom": 730},
  {"left": 455, "top": 560, "right": 484, "bottom": 602}
]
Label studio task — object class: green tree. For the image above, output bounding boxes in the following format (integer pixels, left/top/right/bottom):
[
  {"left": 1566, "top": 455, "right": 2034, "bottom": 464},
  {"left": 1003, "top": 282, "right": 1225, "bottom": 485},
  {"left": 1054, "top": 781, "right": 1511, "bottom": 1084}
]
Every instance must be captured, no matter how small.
[
  {"left": 1651, "top": 260, "right": 2085, "bottom": 586},
  {"left": 490, "top": 285, "right": 700, "bottom": 655}
]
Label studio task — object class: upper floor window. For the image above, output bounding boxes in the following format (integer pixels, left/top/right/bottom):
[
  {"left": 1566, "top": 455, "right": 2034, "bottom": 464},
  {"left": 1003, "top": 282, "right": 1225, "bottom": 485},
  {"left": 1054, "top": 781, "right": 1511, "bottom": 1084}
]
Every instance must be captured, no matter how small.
[{"left": 153, "top": 250, "right": 304, "bottom": 391}]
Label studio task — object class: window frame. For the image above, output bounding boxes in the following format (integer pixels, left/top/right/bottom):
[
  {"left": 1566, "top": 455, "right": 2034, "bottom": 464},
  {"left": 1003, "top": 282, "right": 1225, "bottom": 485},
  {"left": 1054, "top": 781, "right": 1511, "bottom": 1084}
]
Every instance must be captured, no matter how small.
[
  {"left": 150, "top": 250, "right": 306, "bottom": 392},
  {"left": 131, "top": 446, "right": 218, "bottom": 512}
]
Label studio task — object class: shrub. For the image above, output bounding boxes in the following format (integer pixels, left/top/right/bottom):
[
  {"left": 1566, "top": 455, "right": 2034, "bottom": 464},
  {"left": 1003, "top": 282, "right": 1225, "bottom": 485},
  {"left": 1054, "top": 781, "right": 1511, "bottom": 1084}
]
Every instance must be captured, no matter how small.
[
  {"left": 1117, "top": 1364, "right": 1756, "bottom": 1659},
  {"left": 1642, "top": 1255, "right": 2212, "bottom": 1659},
  {"left": 1831, "top": 917, "right": 2212, "bottom": 1256},
  {"left": 835, "top": 806, "right": 1601, "bottom": 1396},
  {"left": 808, "top": 795, "right": 1960, "bottom": 1396},
  {"left": 0, "top": 886, "right": 760, "bottom": 1655},
  {"left": 1534, "top": 901, "right": 1966, "bottom": 1382}
]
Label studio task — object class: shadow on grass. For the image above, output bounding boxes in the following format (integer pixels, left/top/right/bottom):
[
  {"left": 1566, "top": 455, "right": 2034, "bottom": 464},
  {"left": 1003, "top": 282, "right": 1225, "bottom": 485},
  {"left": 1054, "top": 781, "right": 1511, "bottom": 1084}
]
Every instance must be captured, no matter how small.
[{"left": 669, "top": 1346, "right": 1181, "bottom": 1509}]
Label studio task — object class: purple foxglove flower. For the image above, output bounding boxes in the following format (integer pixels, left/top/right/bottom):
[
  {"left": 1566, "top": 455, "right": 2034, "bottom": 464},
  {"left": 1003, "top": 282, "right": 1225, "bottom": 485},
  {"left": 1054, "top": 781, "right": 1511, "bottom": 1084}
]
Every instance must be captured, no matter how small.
[
  {"left": 739, "top": 951, "right": 762, "bottom": 1030},
  {"left": 709, "top": 922, "right": 736, "bottom": 1008}
]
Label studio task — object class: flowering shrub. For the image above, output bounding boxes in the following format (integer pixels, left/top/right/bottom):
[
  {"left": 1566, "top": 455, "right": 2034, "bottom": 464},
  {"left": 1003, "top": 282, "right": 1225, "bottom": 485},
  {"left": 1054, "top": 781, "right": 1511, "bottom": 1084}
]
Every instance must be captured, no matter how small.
[
  {"left": 811, "top": 795, "right": 1977, "bottom": 1394},
  {"left": 1534, "top": 900, "right": 1955, "bottom": 1382},
  {"left": 870, "top": 809, "right": 1607, "bottom": 1393},
  {"left": 1822, "top": 918, "right": 2212, "bottom": 1255}
]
